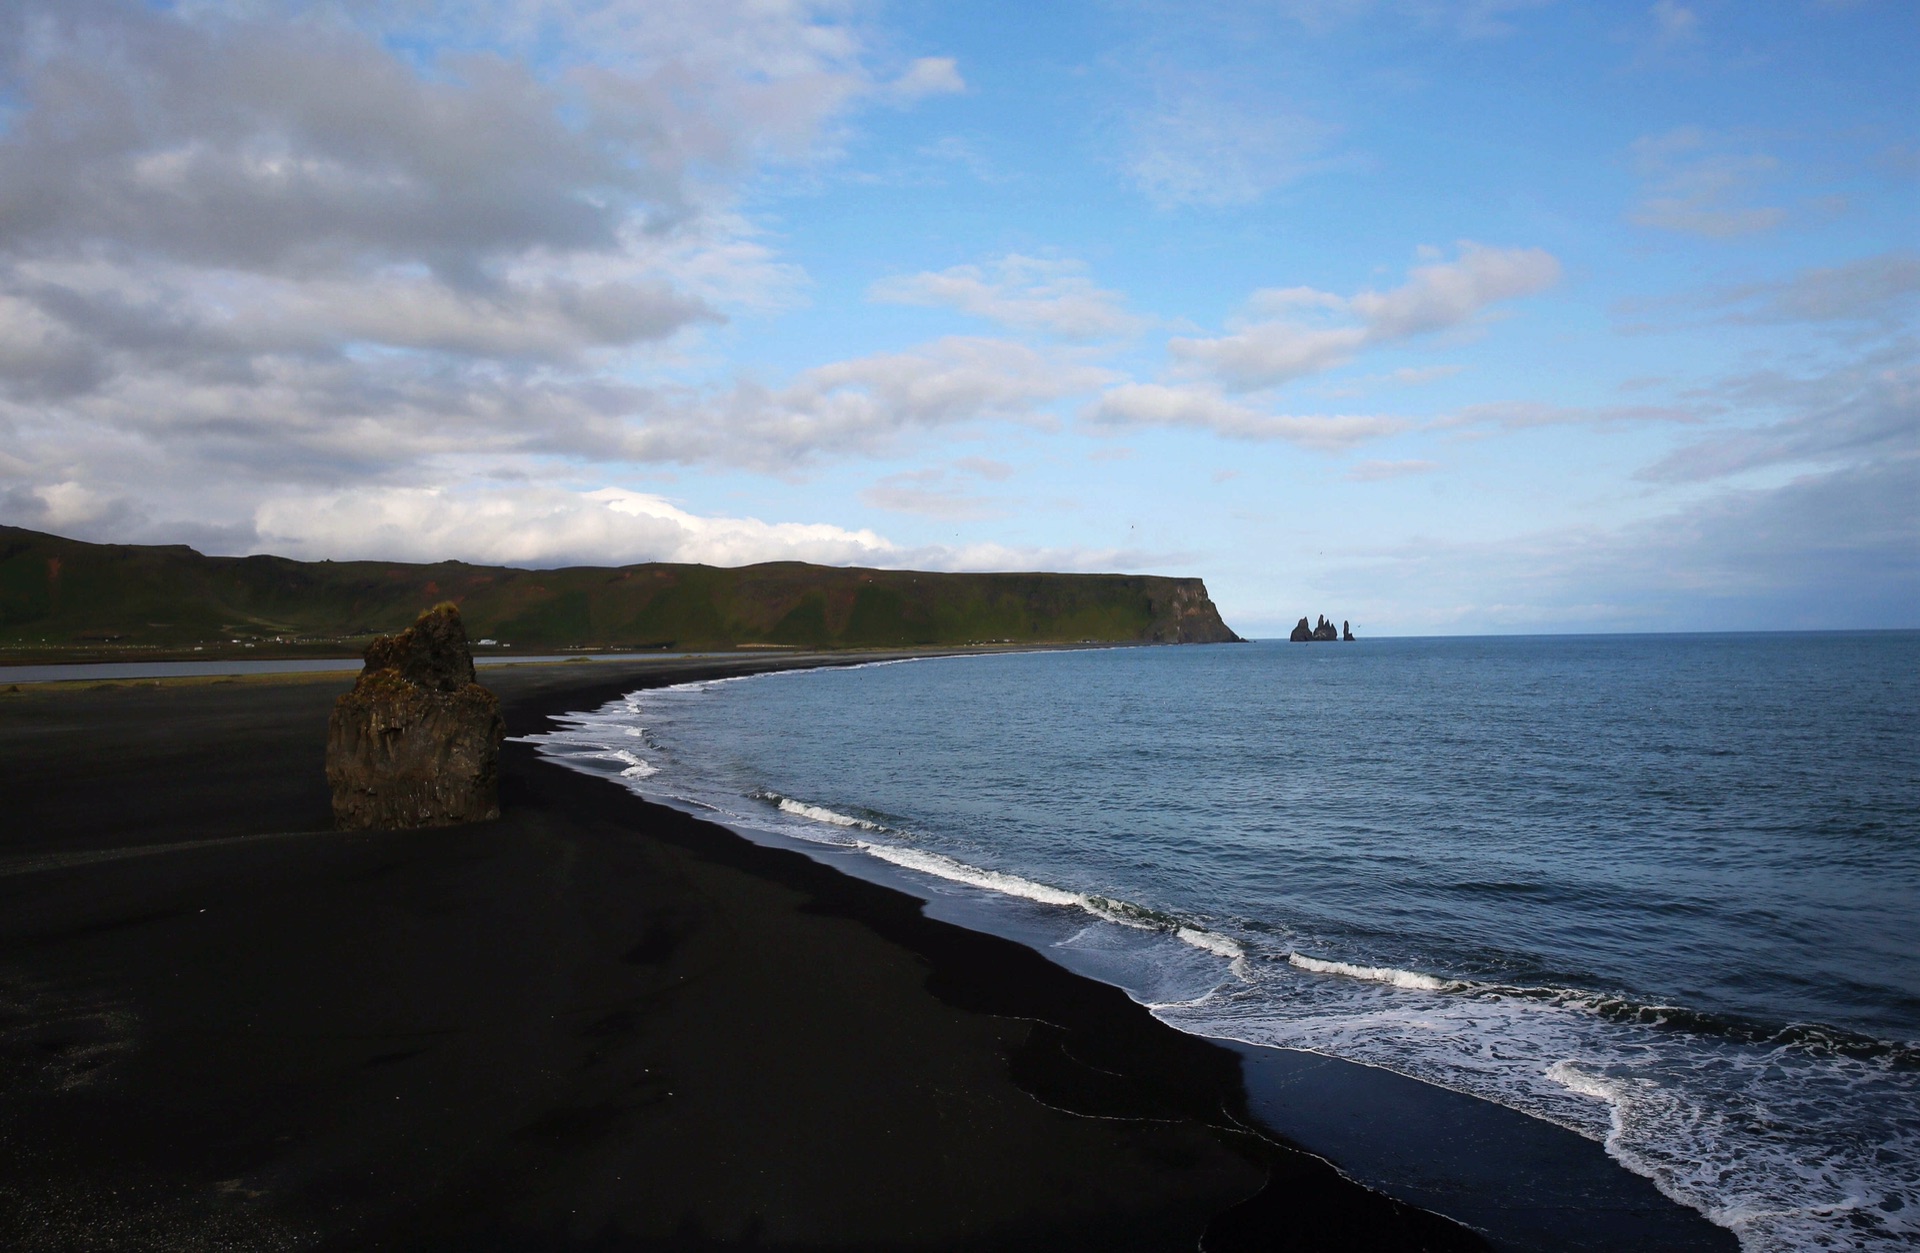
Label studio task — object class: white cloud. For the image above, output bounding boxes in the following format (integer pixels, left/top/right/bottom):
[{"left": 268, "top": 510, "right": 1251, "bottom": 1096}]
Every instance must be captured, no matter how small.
[
  {"left": 254, "top": 485, "right": 901, "bottom": 568},
  {"left": 1270, "top": 0, "right": 1549, "bottom": 38},
  {"left": 30, "top": 481, "right": 113, "bottom": 529},
  {"left": 862, "top": 470, "right": 996, "bottom": 520},
  {"left": 1629, "top": 128, "right": 1787, "bottom": 238},
  {"left": 0, "top": 0, "right": 995, "bottom": 522},
  {"left": 879, "top": 57, "right": 967, "bottom": 105},
  {"left": 1174, "top": 324, "right": 1371, "bottom": 391},
  {"left": 954, "top": 456, "right": 1014, "bottom": 481},
  {"left": 860, "top": 456, "right": 1017, "bottom": 519},
  {"left": 1386, "top": 364, "right": 1466, "bottom": 386},
  {"left": 1347, "top": 245, "right": 1562, "bottom": 337},
  {"left": 869, "top": 255, "right": 1145, "bottom": 339},
  {"left": 1647, "top": 1, "right": 1701, "bottom": 49},
  {"left": 1636, "top": 343, "right": 1918, "bottom": 483},
  {"left": 0, "top": 330, "right": 1108, "bottom": 526},
  {"left": 1087, "top": 383, "right": 1412, "bottom": 449},
  {"left": 1710, "top": 252, "right": 1920, "bottom": 325},
  {"left": 244, "top": 482, "right": 1167, "bottom": 574},
  {"left": 1124, "top": 86, "right": 1341, "bottom": 208},
  {"left": 680, "top": 337, "right": 1112, "bottom": 468},
  {"left": 1439, "top": 400, "right": 1706, "bottom": 432},
  {"left": 1317, "top": 456, "right": 1919, "bottom": 633},
  {"left": 1347, "top": 458, "right": 1440, "bottom": 481},
  {"left": 1171, "top": 243, "right": 1561, "bottom": 390}
]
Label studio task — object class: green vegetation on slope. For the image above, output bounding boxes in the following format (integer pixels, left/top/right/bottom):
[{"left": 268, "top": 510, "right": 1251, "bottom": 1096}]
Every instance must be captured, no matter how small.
[{"left": 0, "top": 527, "right": 1241, "bottom": 660}]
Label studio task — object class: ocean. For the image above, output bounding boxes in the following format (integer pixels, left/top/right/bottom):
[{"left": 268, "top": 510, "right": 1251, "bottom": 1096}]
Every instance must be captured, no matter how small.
[{"left": 524, "top": 633, "right": 1920, "bottom": 1253}]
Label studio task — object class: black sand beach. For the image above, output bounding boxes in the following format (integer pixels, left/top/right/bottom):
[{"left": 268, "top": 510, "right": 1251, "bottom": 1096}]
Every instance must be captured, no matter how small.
[{"left": 0, "top": 660, "right": 1734, "bottom": 1251}]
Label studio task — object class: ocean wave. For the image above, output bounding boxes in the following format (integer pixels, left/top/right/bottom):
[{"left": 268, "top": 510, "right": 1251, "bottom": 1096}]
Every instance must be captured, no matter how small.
[
  {"left": 753, "top": 790, "right": 1237, "bottom": 950},
  {"left": 1288, "top": 952, "right": 1463, "bottom": 992},
  {"left": 1177, "top": 926, "right": 1246, "bottom": 960},
  {"left": 1278, "top": 953, "right": 1920, "bottom": 1067},
  {"left": 1178, "top": 967, "right": 1920, "bottom": 1253},
  {"left": 596, "top": 748, "right": 657, "bottom": 778},
  {"left": 855, "top": 840, "right": 1085, "bottom": 905},
  {"left": 760, "top": 792, "right": 888, "bottom": 832},
  {"left": 1543, "top": 1057, "right": 1919, "bottom": 1250},
  {"left": 1520, "top": 991, "right": 1920, "bottom": 1065},
  {"left": 840, "top": 840, "right": 1245, "bottom": 960},
  {"left": 523, "top": 672, "right": 1920, "bottom": 1253}
]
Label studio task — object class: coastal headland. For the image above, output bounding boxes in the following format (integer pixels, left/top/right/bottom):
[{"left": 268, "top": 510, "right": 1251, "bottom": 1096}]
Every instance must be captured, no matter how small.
[
  {"left": 0, "top": 656, "right": 1737, "bottom": 1251},
  {"left": 0, "top": 525, "right": 1239, "bottom": 663}
]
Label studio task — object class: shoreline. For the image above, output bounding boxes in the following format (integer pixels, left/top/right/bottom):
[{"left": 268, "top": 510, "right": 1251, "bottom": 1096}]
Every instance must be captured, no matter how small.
[
  {"left": 518, "top": 657, "right": 1738, "bottom": 1253},
  {"left": 0, "top": 658, "right": 1733, "bottom": 1251}
]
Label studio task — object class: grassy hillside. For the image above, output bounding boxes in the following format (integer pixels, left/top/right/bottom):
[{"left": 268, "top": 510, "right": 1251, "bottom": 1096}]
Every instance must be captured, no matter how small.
[{"left": 0, "top": 526, "right": 1240, "bottom": 661}]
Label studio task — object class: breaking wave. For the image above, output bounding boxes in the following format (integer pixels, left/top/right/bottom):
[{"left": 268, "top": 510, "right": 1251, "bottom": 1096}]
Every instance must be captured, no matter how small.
[
  {"left": 1287, "top": 952, "right": 1462, "bottom": 992},
  {"left": 761, "top": 792, "right": 888, "bottom": 832},
  {"left": 520, "top": 641, "right": 1920, "bottom": 1253}
]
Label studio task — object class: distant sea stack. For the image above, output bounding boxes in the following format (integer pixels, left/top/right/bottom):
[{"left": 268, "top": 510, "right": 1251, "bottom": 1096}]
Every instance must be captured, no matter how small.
[
  {"left": 325, "top": 604, "right": 505, "bottom": 830},
  {"left": 1290, "top": 615, "right": 1354, "bottom": 642}
]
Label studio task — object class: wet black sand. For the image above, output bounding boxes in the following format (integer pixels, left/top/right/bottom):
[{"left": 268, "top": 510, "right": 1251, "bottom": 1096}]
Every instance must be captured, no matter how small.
[{"left": 0, "top": 660, "right": 1735, "bottom": 1251}]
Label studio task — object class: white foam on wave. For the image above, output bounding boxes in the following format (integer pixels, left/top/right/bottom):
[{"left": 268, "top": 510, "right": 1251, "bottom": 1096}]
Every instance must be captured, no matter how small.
[
  {"left": 601, "top": 748, "right": 657, "bottom": 778},
  {"left": 543, "top": 690, "right": 1256, "bottom": 977},
  {"left": 811, "top": 655, "right": 923, "bottom": 673},
  {"left": 1177, "top": 926, "right": 1245, "bottom": 960},
  {"left": 856, "top": 840, "right": 1086, "bottom": 906},
  {"left": 650, "top": 673, "right": 758, "bottom": 698},
  {"left": 851, "top": 840, "right": 1247, "bottom": 966},
  {"left": 1288, "top": 952, "right": 1461, "bottom": 992},
  {"left": 1173, "top": 956, "right": 1920, "bottom": 1253},
  {"left": 773, "top": 796, "right": 884, "bottom": 831}
]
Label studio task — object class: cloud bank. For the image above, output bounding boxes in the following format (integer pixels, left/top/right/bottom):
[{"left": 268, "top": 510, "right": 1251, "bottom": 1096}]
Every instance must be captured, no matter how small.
[
  {"left": 1170, "top": 243, "right": 1562, "bottom": 390},
  {"left": 869, "top": 255, "right": 1145, "bottom": 339},
  {"left": 0, "top": 0, "right": 982, "bottom": 520}
]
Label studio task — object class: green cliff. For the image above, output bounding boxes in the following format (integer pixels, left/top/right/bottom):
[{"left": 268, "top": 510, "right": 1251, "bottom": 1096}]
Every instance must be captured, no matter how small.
[{"left": 0, "top": 526, "right": 1241, "bottom": 660}]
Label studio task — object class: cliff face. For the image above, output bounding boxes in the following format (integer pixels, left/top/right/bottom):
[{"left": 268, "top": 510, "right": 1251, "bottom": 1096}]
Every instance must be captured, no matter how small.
[
  {"left": 0, "top": 525, "right": 1245, "bottom": 653},
  {"left": 1145, "top": 579, "right": 1241, "bottom": 644}
]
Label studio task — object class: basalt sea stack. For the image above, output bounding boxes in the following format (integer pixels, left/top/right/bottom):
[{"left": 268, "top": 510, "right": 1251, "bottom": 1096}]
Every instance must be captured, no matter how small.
[
  {"left": 1290, "top": 614, "right": 1354, "bottom": 642},
  {"left": 326, "top": 603, "right": 505, "bottom": 830}
]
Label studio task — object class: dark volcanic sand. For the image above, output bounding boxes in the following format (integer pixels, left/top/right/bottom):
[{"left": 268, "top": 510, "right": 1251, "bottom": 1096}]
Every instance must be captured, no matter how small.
[{"left": 0, "top": 661, "right": 1733, "bottom": 1251}]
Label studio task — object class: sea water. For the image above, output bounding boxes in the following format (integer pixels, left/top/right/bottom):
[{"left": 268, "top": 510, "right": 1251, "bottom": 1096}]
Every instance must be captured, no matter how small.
[{"left": 525, "top": 634, "right": 1920, "bottom": 1252}]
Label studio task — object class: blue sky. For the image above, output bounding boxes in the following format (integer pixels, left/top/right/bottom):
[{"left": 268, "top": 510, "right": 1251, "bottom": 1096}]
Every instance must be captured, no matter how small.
[{"left": 0, "top": 0, "right": 1913, "bottom": 635}]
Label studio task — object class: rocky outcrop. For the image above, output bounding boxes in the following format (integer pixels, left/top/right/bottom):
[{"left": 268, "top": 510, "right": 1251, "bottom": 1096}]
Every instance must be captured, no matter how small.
[
  {"left": 1343, "top": 620, "right": 1353, "bottom": 642},
  {"left": 1147, "top": 579, "right": 1242, "bottom": 643},
  {"left": 1289, "top": 614, "right": 1353, "bottom": 642},
  {"left": 326, "top": 604, "right": 504, "bottom": 830}
]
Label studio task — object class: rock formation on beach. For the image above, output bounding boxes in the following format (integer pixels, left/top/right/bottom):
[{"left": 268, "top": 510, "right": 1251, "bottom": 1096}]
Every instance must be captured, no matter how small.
[
  {"left": 326, "top": 603, "right": 504, "bottom": 830},
  {"left": 1290, "top": 614, "right": 1353, "bottom": 642}
]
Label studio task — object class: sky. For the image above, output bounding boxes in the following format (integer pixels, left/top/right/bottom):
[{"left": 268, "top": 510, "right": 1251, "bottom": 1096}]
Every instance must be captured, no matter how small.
[{"left": 0, "top": 0, "right": 1913, "bottom": 637}]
